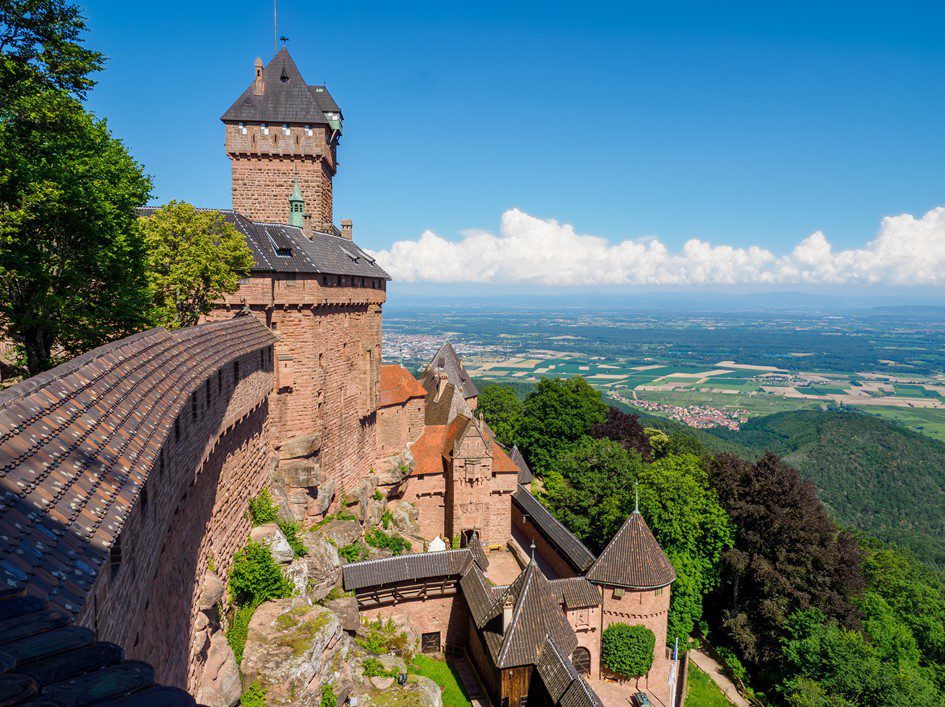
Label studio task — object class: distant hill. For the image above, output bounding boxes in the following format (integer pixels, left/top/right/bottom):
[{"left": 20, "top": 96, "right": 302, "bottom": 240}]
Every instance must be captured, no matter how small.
[{"left": 709, "top": 410, "right": 945, "bottom": 568}]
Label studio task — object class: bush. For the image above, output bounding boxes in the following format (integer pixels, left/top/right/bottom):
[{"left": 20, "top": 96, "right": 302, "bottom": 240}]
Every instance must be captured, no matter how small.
[
  {"left": 227, "top": 603, "right": 257, "bottom": 666},
  {"left": 602, "top": 623, "right": 655, "bottom": 678},
  {"left": 240, "top": 679, "right": 267, "bottom": 707},
  {"left": 248, "top": 488, "right": 280, "bottom": 525},
  {"left": 319, "top": 683, "right": 336, "bottom": 707},
  {"left": 381, "top": 509, "right": 393, "bottom": 529},
  {"left": 338, "top": 542, "right": 368, "bottom": 563},
  {"left": 279, "top": 520, "right": 307, "bottom": 558},
  {"left": 362, "top": 657, "right": 399, "bottom": 678},
  {"left": 229, "top": 541, "right": 294, "bottom": 607},
  {"left": 356, "top": 617, "right": 409, "bottom": 655},
  {"left": 365, "top": 528, "right": 411, "bottom": 556}
]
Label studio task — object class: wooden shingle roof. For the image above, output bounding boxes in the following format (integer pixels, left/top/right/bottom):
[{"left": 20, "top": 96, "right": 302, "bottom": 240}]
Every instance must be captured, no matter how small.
[
  {"left": 0, "top": 317, "right": 276, "bottom": 615},
  {"left": 512, "top": 486, "right": 596, "bottom": 573},
  {"left": 585, "top": 511, "right": 676, "bottom": 590}
]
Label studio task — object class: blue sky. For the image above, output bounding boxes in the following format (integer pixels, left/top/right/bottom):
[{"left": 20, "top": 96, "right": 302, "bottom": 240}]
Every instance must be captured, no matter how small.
[{"left": 84, "top": 1, "right": 945, "bottom": 289}]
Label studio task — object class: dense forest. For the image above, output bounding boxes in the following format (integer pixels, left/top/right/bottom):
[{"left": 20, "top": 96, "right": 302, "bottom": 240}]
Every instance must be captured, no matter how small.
[
  {"left": 478, "top": 379, "right": 945, "bottom": 705},
  {"left": 642, "top": 410, "right": 945, "bottom": 570}
]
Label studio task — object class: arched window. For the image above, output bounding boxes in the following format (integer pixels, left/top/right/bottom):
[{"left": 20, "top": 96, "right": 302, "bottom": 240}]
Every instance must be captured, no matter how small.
[{"left": 572, "top": 647, "right": 591, "bottom": 675}]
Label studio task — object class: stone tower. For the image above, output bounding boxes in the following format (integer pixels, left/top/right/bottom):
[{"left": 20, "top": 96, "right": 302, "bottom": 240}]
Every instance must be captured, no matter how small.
[{"left": 221, "top": 48, "right": 344, "bottom": 236}]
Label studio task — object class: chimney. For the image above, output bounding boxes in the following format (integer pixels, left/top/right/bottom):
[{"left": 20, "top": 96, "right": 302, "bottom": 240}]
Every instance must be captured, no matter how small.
[
  {"left": 253, "top": 57, "right": 265, "bottom": 95},
  {"left": 502, "top": 593, "right": 515, "bottom": 633},
  {"left": 341, "top": 219, "right": 353, "bottom": 240}
]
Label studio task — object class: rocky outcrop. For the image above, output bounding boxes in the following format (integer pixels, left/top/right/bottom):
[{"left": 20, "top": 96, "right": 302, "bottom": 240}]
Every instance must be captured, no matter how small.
[
  {"left": 271, "top": 432, "right": 334, "bottom": 521},
  {"left": 285, "top": 530, "right": 341, "bottom": 601},
  {"left": 319, "top": 519, "right": 362, "bottom": 547},
  {"left": 387, "top": 500, "right": 421, "bottom": 538},
  {"left": 325, "top": 595, "right": 359, "bottom": 633},
  {"left": 353, "top": 675, "right": 443, "bottom": 707},
  {"left": 198, "top": 571, "right": 226, "bottom": 612},
  {"left": 195, "top": 630, "right": 241, "bottom": 707},
  {"left": 373, "top": 448, "right": 414, "bottom": 488},
  {"left": 240, "top": 599, "right": 352, "bottom": 706},
  {"left": 250, "top": 523, "right": 294, "bottom": 564}
]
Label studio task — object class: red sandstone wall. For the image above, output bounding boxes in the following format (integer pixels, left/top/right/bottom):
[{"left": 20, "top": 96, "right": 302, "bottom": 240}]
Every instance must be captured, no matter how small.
[
  {"left": 377, "top": 397, "right": 424, "bottom": 458},
  {"left": 510, "top": 505, "right": 579, "bottom": 579},
  {"left": 77, "top": 347, "right": 274, "bottom": 690},
  {"left": 401, "top": 473, "right": 447, "bottom": 542},
  {"left": 225, "top": 123, "right": 336, "bottom": 230},
  {"left": 600, "top": 585, "right": 673, "bottom": 705},
  {"left": 208, "top": 274, "right": 386, "bottom": 508},
  {"left": 566, "top": 605, "right": 602, "bottom": 679},
  {"left": 361, "top": 591, "right": 469, "bottom": 650}
]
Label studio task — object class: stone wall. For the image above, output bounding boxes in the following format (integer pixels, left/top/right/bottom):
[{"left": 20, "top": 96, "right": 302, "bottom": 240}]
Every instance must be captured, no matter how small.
[
  {"left": 511, "top": 504, "right": 579, "bottom": 579},
  {"left": 76, "top": 346, "right": 274, "bottom": 691},
  {"left": 209, "top": 274, "right": 386, "bottom": 512},
  {"left": 400, "top": 472, "right": 447, "bottom": 542},
  {"left": 377, "top": 397, "right": 424, "bottom": 458},
  {"left": 565, "top": 605, "right": 602, "bottom": 679},
  {"left": 599, "top": 585, "right": 673, "bottom": 705},
  {"left": 225, "top": 122, "right": 336, "bottom": 231},
  {"left": 360, "top": 591, "right": 469, "bottom": 650}
]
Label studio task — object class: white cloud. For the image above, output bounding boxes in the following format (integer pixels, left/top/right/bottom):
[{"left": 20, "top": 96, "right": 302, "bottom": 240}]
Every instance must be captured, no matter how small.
[{"left": 369, "top": 206, "right": 945, "bottom": 287}]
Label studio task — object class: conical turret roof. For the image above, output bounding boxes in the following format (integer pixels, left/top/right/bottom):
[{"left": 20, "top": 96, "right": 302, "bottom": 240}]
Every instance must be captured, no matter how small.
[{"left": 586, "top": 512, "right": 676, "bottom": 589}]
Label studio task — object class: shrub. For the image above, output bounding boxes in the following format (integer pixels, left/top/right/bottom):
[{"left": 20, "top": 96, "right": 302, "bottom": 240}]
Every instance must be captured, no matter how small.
[
  {"left": 240, "top": 679, "right": 267, "bottom": 707},
  {"left": 279, "top": 520, "right": 307, "bottom": 558},
  {"left": 338, "top": 542, "right": 368, "bottom": 563},
  {"left": 372, "top": 489, "right": 383, "bottom": 501},
  {"left": 356, "top": 617, "right": 409, "bottom": 655},
  {"left": 365, "top": 528, "right": 411, "bottom": 556},
  {"left": 602, "top": 623, "right": 655, "bottom": 678},
  {"left": 248, "top": 488, "right": 280, "bottom": 525},
  {"left": 229, "top": 541, "right": 294, "bottom": 607},
  {"left": 319, "top": 683, "right": 336, "bottom": 707},
  {"left": 227, "top": 603, "right": 257, "bottom": 666},
  {"left": 381, "top": 509, "right": 393, "bottom": 529},
  {"left": 362, "top": 657, "right": 399, "bottom": 678}
]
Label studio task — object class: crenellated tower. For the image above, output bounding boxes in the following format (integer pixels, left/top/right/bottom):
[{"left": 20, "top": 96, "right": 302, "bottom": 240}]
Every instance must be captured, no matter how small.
[{"left": 221, "top": 48, "right": 344, "bottom": 236}]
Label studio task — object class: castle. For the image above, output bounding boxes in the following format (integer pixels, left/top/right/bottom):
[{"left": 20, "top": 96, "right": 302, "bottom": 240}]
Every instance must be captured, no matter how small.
[{"left": 0, "top": 50, "right": 679, "bottom": 706}]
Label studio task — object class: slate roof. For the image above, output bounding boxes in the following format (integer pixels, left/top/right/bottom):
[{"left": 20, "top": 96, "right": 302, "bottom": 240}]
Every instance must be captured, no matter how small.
[
  {"left": 426, "top": 343, "right": 478, "bottom": 399},
  {"left": 585, "top": 511, "right": 676, "bottom": 590},
  {"left": 0, "top": 583, "right": 194, "bottom": 705},
  {"left": 512, "top": 486, "right": 596, "bottom": 573},
  {"left": 221, "top": 48, "right": 341, "bottom": 125},
  {"left": 136, "top": 207, "right": 390, "bottom": 280},
  {"left": 547, "top": 577, "right": 602, "bottom": 610},
  {"left": 478, "top": 560, "right": 578, "bottom": 669},
  {"left": 0, "top": 317, "right": 276, "bottom": 615},
  {"left": 509, "top": 446, "right": 534, "bottom": 484},
  {"left": 341, "top": 549, "right": 476, "bottom": 592},
  {"left": 379, "top": 365, "right": 426, "bottom": 407}
]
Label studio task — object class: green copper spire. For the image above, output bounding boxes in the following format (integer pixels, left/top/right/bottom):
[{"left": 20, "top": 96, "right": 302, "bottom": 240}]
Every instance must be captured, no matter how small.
[{"left": 288, "top": 178, "right": 304, "bottom": 227}]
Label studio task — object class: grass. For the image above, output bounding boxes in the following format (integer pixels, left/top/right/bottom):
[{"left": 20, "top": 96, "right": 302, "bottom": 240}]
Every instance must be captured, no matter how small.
[
  {"left": 409, "top": 655, "right": 472, "bottom": 707},
  {"left": 686, "top": 664, "right": 734, "bottom": 707},
  {"left": 859, "top": 405, "right": 945, "bottom": 443}
]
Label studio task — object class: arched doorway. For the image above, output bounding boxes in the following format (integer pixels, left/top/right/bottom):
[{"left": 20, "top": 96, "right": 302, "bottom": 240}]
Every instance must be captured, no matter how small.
[{"left": 572, "top": 647, "right": 591, "bottom": 675}]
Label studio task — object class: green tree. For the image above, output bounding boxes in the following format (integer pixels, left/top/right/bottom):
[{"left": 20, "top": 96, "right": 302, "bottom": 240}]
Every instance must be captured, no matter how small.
[
  {"left": 477, "top": 383, "right": 523, "bottom": 447},
  {"left": 601, "top": 623, "right": 655, "bottom": 678},
  {"left": 541, "top": 437, "right": 641, "bottom": 551},
  {"left": 0, "top": 0, "right": 104, "bottom": 107},
  {"left": 139, "top": 201, "right": 254, "bottom": 329},
  {"left": 517, "top": 376, "right": 607, "bottom": 473},
  {"left": 0, "top": 91, "right": 151, "bottom": 374}
]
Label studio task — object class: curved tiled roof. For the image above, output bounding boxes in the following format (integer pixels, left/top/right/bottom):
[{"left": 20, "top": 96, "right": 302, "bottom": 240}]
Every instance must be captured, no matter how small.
[
  {"left": 585, "top": 512, "right": 676, "bottom": 589},
  {"left": 379, "top": 365, "right": 426, "bottom": 407},
  {"left": 512, "top": 486, "right": 596, "bottom": 573},
  {"left": 0, "top": 583, "right": 194, "bottom": 705},
  {"left": 0, "top": 317, "right": 276, "bottom": 613}
]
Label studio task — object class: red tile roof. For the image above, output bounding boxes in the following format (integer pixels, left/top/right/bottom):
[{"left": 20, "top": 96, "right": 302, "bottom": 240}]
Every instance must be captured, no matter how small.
[
  {"left": 0, "top": 317, "right": 275, "bottom": 615},
  {"left": 379, "top": 364, "right": 426, "bottom": 407}
]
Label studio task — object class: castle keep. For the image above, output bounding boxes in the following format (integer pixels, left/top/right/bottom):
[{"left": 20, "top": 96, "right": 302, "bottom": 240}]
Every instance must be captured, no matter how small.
[{"left": 0, "top": 50, "right": 680, "bottom": 706}]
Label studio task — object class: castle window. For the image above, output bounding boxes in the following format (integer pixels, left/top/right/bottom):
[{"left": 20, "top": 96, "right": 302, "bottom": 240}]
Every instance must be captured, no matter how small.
[
  {"left": 421, "top": 632, "right": 440, "bottom": 653},
  {"left": 218, "top": 368, "right": 223, "bottom": 394},
  {"left": 260, "top": 123, "right": 269, "bottom": 135},
  {"left": 282, "top": 124, "right": 290, "bottom": 136},
  {"left": 656, "top": 586, "right": 664, "bottom": 596},
  {"left": 206, "top": 379, "right": 212, "bottom": 407},
  {"left": 304, "top": 124, "right": 313, "bottom": 136},
  {"left": 238, "top": 122, "right": 247, "bottom": 135},
  {"left": 613, "top": 587, "right": 625, "bottom": 600},
  {"left": 233, "top": 360, "right": 240, "bottom": 385},
  {"left": 110, "top": 537, "right": 123, "bottom": 578},
  {"left": 191, "top": 392, "right": 198, "bottom": 420}
]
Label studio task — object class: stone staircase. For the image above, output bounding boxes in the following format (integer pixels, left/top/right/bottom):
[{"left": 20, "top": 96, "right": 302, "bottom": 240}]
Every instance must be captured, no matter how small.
[{"left": 451, "top": 655, "right": 489, "bottom": 707}]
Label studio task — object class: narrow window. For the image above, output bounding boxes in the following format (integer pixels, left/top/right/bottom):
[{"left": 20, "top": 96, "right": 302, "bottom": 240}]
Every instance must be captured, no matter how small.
[
  {"left": 260, "top": 349, "right": 264, "bottom": 368},
  {"left": 218, "top": 368, "right": 223, "bottom": 394},
  {"left": 174, "top": 417, "right": 180, "bottom": 441},
  {"left": 110, "top": 537, "right": 123, "bottom": 578},
  {"left": 206, "top": 379, "right": 212, "bottom": 407},
  {"left": 191, "top": 392, "right": 197, "bottom": 420},
  {"left": 233, "top": 360, "right": 239, "bottom": 385},
  {"left": 238, "top": 122, "right": 247, "bottom": 135}
]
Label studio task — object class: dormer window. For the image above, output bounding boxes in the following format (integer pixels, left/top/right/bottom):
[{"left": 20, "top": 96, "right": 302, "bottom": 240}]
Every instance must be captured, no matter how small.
[
  {"left": 282, "top": 124, "right": 290, "bottom": 136},
  {"left": 261, "top": 123, "right": 269, "bottom": 135},
  {"left": 238, "top": 122, "right": 247, "bottom": 135}
]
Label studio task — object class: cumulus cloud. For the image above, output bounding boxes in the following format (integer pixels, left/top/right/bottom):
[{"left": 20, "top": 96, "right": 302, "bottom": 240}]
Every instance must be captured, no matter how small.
[{"left": 369, "top": 206, "right": 945, "bottom": 287}]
